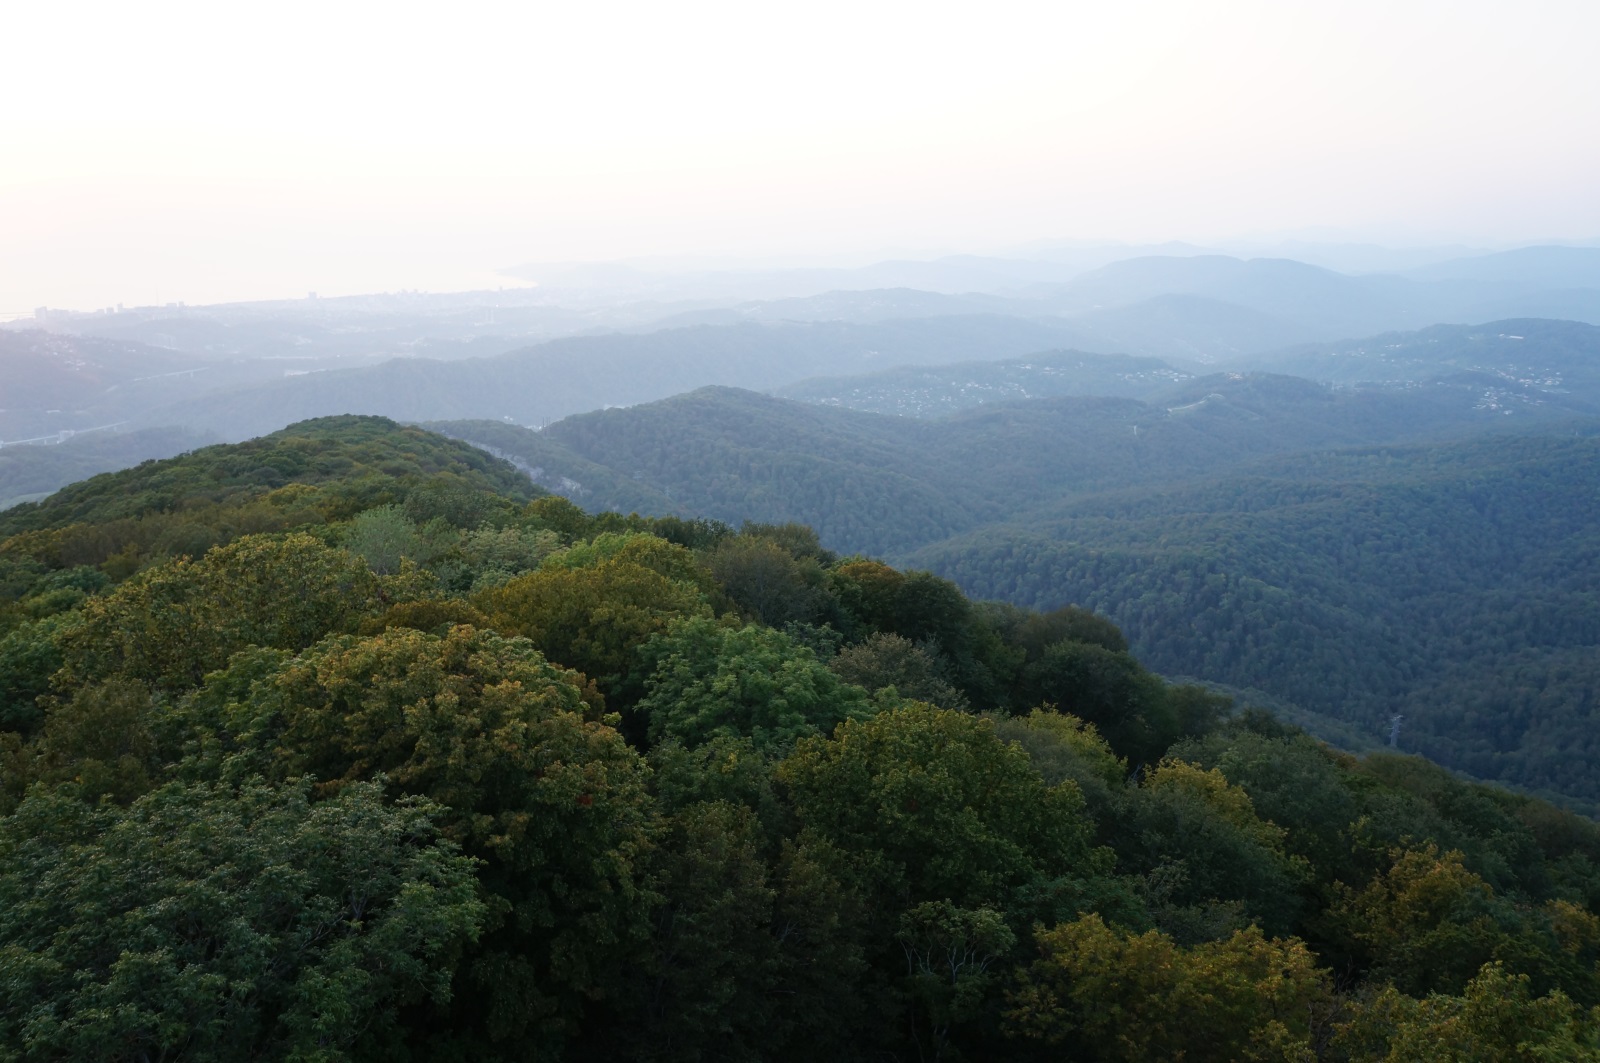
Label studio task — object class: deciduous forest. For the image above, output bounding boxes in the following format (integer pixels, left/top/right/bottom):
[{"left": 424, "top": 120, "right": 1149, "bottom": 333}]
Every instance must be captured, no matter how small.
[{"left": 4, "top": 417, "right": 1600, "bottom": 1060}]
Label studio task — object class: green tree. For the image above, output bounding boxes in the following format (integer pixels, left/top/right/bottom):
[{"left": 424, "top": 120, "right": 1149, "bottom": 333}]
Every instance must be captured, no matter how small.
[
  {"left": 829, "top": 562, "right": 1003, "bottom": 707},
  {"left": 778, "top": 702, "right": 1102, "bottom": 912},
  {"left": 611, "top": 801, "right": 781, "bottom": 1062},
  {"left": 830, "top": 632, "right": 969, "bottom": 711},
  {"left": 476, "top": 534, "right": 712, "bottom": 698},
  {"left": 58, "top": 532, "right": 382, "bottom": 693},
  {"left": 707, "top": 533, "right": 833, "bottom": 628},
  {"left": 1010, "top": 604, "right": 1129, "bottom": 656},
  {"left": 1117, "top": 758, "right": 1310, "bottom": 939},
  {"left": 18, "top": 677, "right": 158, "bottom": 805},
  {"left": 1335, "top": 961, "right": 1600, "bottom": 1062},
  {"left": 245, "top": 624, "right": 657, "bottom": 1052},
  {"left": 896, "top": 901, "right": 1016, "bottom": 1062},
  {"left": 1006, "top": 913, "right": 1330, "bottom": 1062},
  {"left": 343, "top": 503, "right": 424, "bottom": 575},
  {"left": 1014, "top": 640, "right": 1177, "bottom": 764},
  {"left": 636, "top": 617, "right": 871, "bottom": 753},
  {"left": 0, "top": 777, "right": 485, "bottom": 1063},
  {"left": 1178, "top": 729, "right": 1363, "bottom": 885},
  {"left": 987, "top": 710, "right": 1126, "bottom": 823},
  {"left": 1329, "top": 844, "right": 1515, "bottom": 996},
  {"left": 456, "top": 524, "right": 561, "bottom": 591},
  {"left": 0, "top": 613, "right": 77, "bottom": 733}
]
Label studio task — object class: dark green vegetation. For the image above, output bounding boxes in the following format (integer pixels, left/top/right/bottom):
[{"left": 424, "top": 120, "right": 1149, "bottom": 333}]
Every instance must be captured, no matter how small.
[
  {"left": 911, "top": 430, "right": 1600, "bottom": 809},
  {"left": 4, "top": 416, "right": 1600, "bottom": 1061},
  {"left": 434, "top": 363, "right": 1592, "bottom": 556}
]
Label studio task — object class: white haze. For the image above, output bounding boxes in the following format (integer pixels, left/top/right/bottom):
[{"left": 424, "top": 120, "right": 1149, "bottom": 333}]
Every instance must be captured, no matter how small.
[{"left": 3, "top": 0, "right": 1598, "bottom": 311}]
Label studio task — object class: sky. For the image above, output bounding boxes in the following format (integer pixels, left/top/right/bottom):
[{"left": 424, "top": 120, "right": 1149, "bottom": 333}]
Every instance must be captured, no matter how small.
[{"left": 4, "top": 0, "right": 1599, "bottom": 311}]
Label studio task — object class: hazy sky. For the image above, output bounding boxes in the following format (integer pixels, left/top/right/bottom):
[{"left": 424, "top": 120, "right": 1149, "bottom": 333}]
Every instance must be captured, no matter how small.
[{"left": 4, "top": 0, "right": 1599, "bottom": 310}]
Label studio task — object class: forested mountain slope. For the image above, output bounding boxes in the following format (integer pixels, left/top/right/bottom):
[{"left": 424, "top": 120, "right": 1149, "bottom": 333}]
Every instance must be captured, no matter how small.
[
  {"left": 5, "top": 416, "right": 1600, "bottom": 1060},
  {"left": 908, "top": 429, "right": 1600, "bottom": 808},
  {"left": 0, "top": 415, "right": 539, "bottom": 550},
  {"left": 435, "top": 371, "right": 1593, "bottom": 556}
]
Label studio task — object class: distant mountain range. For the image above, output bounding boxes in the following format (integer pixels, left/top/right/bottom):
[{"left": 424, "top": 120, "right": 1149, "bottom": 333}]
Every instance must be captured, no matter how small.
[
  {"left": 426, "top": 344, "right": 1599, "bottom": 557},
  {"left": 776, "top": 319, "right": 1600, "bottom": 419},
  {"left": 6, "top": 241, "right": 1600, "bottom": 511},
  {"left": 1032, "top": 247, "right": 1600, "bottom": 340}
]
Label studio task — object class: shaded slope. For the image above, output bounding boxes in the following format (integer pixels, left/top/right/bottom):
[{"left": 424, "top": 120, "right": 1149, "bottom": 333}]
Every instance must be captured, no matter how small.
[
  {"left": 907, "top": 430, "right": 1600, "bottom": 805},
  {"left": 454, "top": 373, "right": 1591, "bottom": 557}
]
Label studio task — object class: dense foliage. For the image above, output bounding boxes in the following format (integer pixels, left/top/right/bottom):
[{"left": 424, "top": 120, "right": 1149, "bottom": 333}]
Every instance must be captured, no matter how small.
[
  {"left": 3, "top": 417, "right": 1599, "bottom": 1061},
  {"left": 912, "top": 430, "right": 1600, "bottom": 809}
]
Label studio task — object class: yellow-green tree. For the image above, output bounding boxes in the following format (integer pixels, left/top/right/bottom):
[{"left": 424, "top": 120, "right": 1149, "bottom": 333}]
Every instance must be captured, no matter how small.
[
  {"left": 1329, "top": 844, "right": 1509, "bottom": 996},
  {"left": 1115, "top": 758, "right": 1310, "bottom": 938},
  {"left": 198, "top": 624, "right": 658, "bottom": 1054},
  {"left": 476, "top": 534, "right": 712, "bottom": 697},
  {"left": 58, "top": 532, "right": 381, "bottom": 693},
  {"left": 778, "top": 702, "right": 1102, "bottom": 911},
  {"left": 1335, "top": 961, "right": 1600, "bottom": 1062},
  {"left": 1006, "top": 913, "right": 1331, "bottom": 1061}
]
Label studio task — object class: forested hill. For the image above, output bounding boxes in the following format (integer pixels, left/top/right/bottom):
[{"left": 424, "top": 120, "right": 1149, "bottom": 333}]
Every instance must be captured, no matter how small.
[
  {"left": 430, "top": 369, "right": 1594, "bottom": 557},
  {"left": 7, "top": 316, "right": 1594, "bottom": 513},
  {"left": 6, "top": 415, "right": 1600, "bottom": 1060},
  {"left": 0, "top": 415, "right": 540, "bottom": 560}
]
